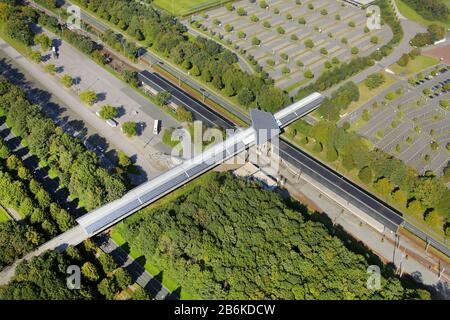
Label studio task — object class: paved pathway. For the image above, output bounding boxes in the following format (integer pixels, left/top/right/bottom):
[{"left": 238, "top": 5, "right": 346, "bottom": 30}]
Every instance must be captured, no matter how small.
[
  {"left": 96, "top": 235, "right": 177, "bottom": 300},
  {"left": 0, "top": 226, "right": 87, "bottom": 285}
]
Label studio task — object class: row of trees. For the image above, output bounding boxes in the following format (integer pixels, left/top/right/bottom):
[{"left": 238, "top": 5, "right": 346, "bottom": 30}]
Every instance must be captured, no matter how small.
[
  {"left": 71, "top": 0, "right": 289, "bottom": 112},
  {"left": 287, "top": 113, "right": 450, "bottom": 233},
  {"left": 0, "top": 141, "right": 76, "bottom": 235},
  {"left": 0, "top": 136, "right": 80, "bottom": 270},
  {"left": 1, "top": 3, "right": 98, "bottom": 56},
  {"left": 315, "top": 81, "right": 360, "bottom": 121},
  {"left": 0, "top": 79, "right": 127, "bottom": 211},
  {"left": 296, "top": 0, "right": 403, "bottom": 98},
  {"left": 101, "top": 29, "right": 139, "bottom": 60},
  {"left": 115, "top": 173, "right": 431, "bottom": 299},
  {"left": 2, "top": 3, "right": 34, "bottom": 45}
]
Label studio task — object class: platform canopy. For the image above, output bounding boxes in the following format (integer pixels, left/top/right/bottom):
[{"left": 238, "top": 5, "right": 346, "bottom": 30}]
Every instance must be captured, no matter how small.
[{"left": 250, "top": 109, "right": 280, "bottom": 145}]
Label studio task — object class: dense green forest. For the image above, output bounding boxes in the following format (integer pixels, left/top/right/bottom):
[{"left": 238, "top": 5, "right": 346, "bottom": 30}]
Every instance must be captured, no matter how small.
[
  {"left": 0, "top": 221, "right": 41, "bottom": 270},
  {"left": 115, "top": 173, "right": 431, "bottom": 300}
]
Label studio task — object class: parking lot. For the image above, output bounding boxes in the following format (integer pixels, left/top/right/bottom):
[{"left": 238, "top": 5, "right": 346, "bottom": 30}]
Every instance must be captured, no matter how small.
[
  {"left": 36, "top": 30, "right": 179, "bottom": 152},
  {"left": 357, "top": 66, "right": 450, "bottom": 178},
  {"left": 189, "top": 0, "right": 392, "bottom": 92}
]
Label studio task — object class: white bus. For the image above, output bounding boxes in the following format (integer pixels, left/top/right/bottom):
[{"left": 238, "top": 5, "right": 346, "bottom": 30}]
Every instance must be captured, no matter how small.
[
  {"left": 153, "top": 120, "right": 161, "bottom": 135},
  {"left": 106, "top": 119, "right": 118, "bottom": 127}
]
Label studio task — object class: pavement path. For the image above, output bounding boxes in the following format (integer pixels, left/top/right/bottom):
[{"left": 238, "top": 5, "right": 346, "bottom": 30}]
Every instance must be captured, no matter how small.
[
  {"left": 96, "top": 235, "right": 176, "bottom": 300},
  {"left": 0, "top": 226, "right": 87, "bottom": 285},
  {"left": 390, "top": 0, "right": 406, "bottom": 20}
]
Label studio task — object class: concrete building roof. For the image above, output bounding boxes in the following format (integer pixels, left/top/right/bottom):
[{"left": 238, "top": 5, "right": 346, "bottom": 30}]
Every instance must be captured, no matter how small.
[
  {"left": 250, "top": 109, "right": 280, "bottom": 145},
  {"left": 343, "top": 0, "right": 375, "bottom": 7}
]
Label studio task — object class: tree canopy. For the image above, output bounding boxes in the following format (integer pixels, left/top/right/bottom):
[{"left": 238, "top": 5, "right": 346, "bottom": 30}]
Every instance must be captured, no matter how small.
[{"left": 115, "top": 173, "right": 430, "bottom": 300}]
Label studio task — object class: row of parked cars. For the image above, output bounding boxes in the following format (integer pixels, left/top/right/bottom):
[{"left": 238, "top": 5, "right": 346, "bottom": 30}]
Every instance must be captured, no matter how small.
[
  {"left": 414, "top": 67, "right": 448, "bottom": 86},
  {"left": 428, "top": 76, "right": 450, "bottom": 99}
]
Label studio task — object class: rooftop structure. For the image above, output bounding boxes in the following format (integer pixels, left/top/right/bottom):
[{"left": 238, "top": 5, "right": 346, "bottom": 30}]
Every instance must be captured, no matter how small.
[
  {"left": 343, "top": 0, "right": 375, "bottom": 7},
  {"left": 250, "top": 109, "right": 280, "bottom": 145}
]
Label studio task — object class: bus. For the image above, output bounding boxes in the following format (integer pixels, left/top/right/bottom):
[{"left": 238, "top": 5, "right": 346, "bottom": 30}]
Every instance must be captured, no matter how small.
[
  {"left": 106, "top": 119, "right": 118, "bottom": 128},
  {"left": 153, "top": 119, "right": 161, "bottom": 135}
]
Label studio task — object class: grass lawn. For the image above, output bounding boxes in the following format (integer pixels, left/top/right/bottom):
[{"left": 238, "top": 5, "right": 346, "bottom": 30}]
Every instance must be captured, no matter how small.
[
  {"left": 342, "top": 71, "right": 397, "bottom": 117},
  {"left": 153, "top": 0, "right": 232, "bottom": 16},
  {"left": 395, "top": 0, "right": 450, "bottom": 29},
  {"left": 0, "top": 206, "right": 11, "bottom": 223},
  {"left": 390, "top": 55, "right": 440, "bottom": 78}
]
